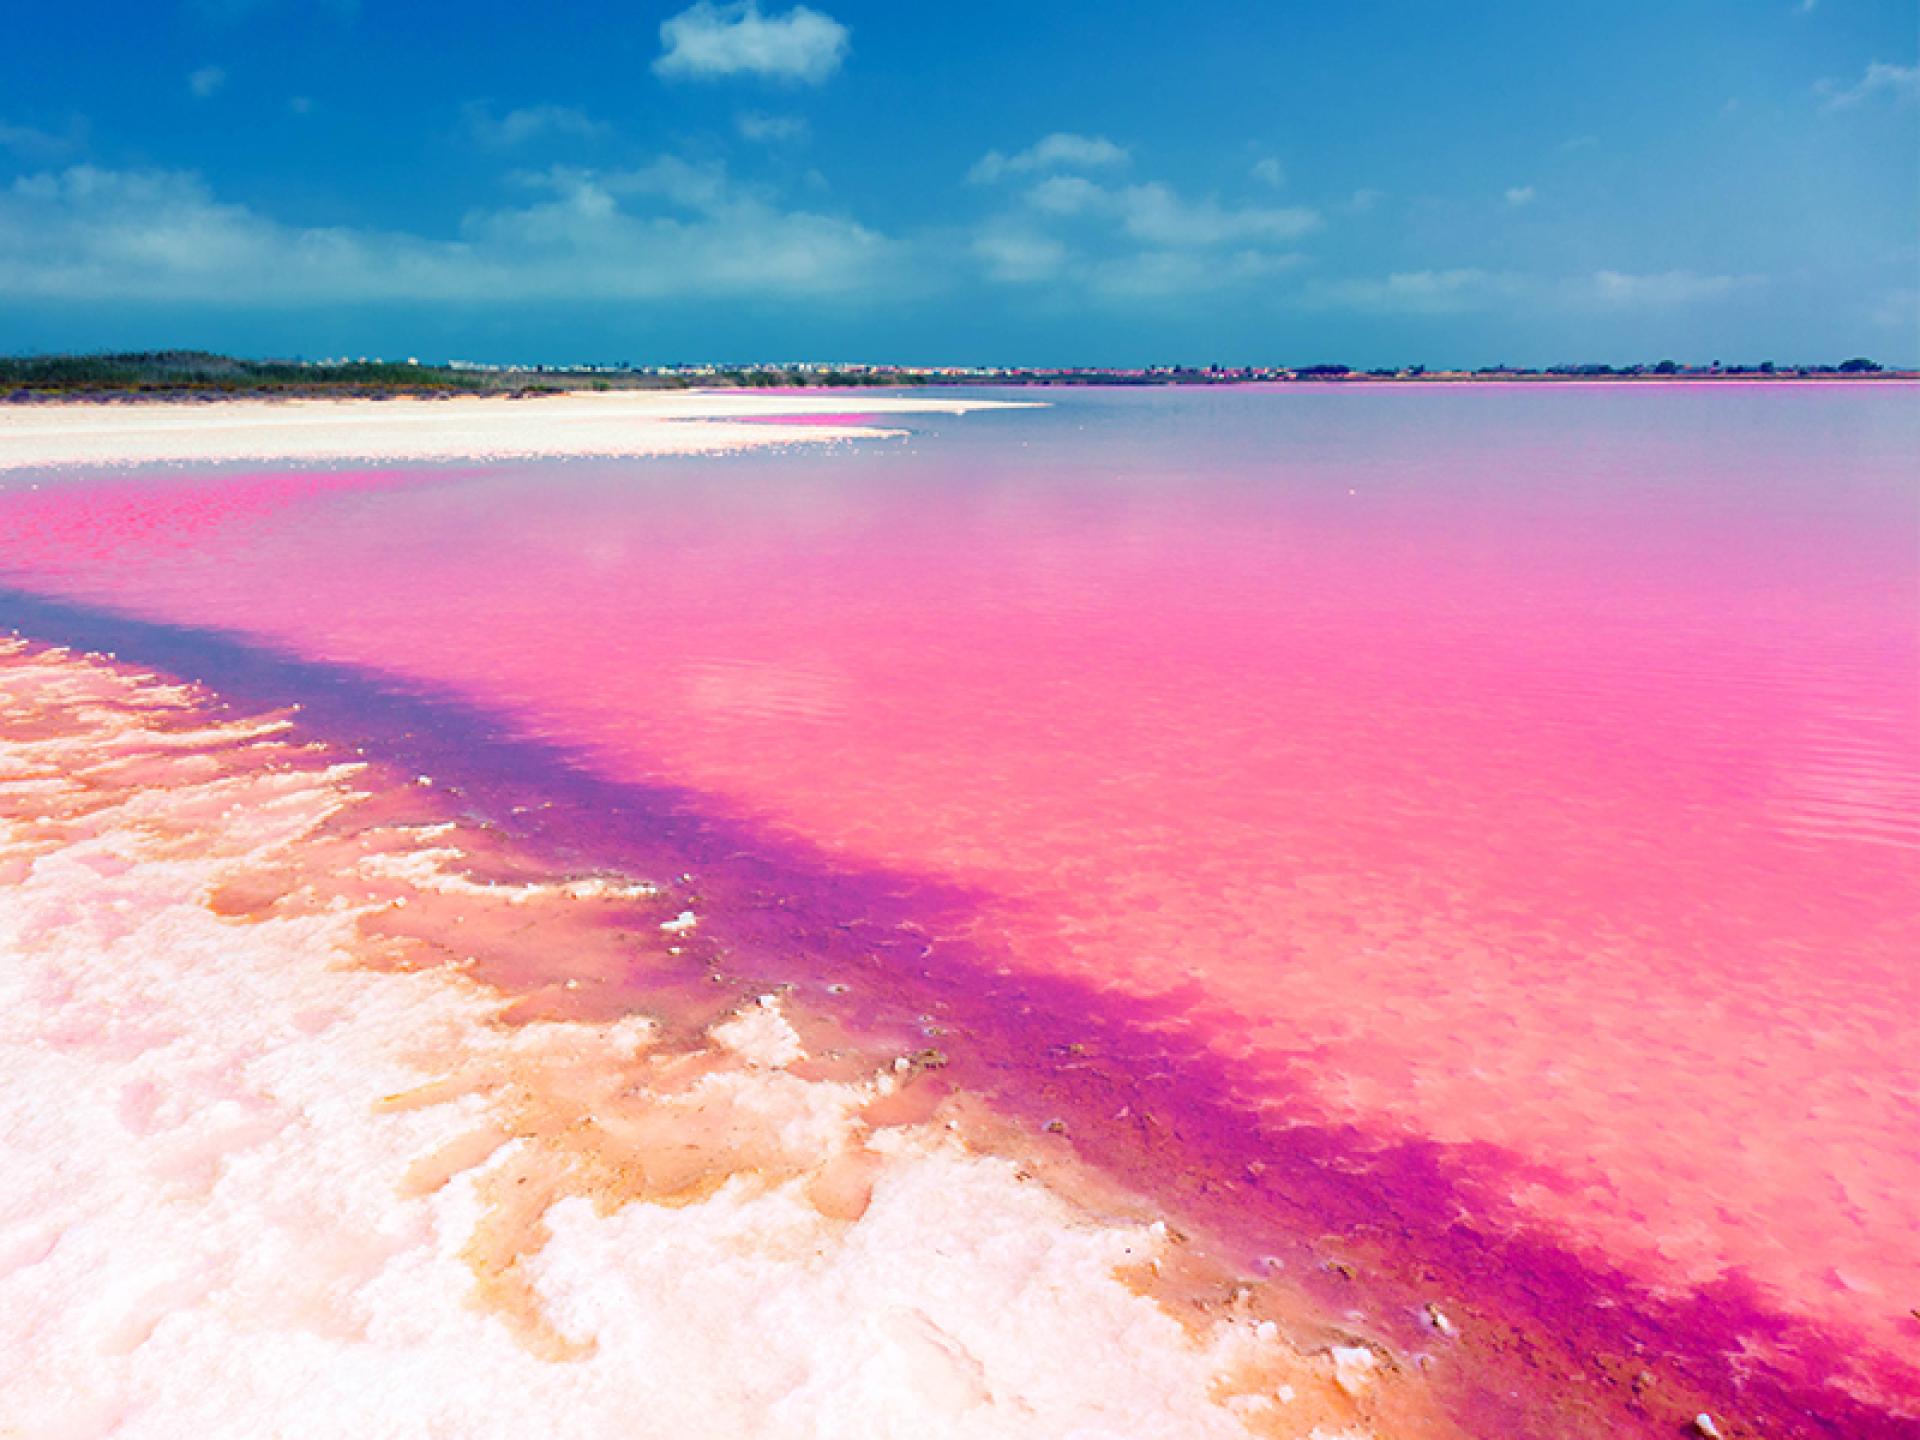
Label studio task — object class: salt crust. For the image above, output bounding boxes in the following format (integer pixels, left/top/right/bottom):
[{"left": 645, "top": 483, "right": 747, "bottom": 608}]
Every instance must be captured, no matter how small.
[
  {"left": 0, "top": 641, "right": 1372, "bottom": 1440},
  {"left": 0, "top": 390, "right": 1036, "bottom": 472}
]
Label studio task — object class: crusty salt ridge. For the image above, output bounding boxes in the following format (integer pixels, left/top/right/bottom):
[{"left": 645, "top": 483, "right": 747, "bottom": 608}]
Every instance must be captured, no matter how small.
[
  {"left": 0, "top": 638, "right": 1408, "bottom": 1440},
  {"left": 0, "top": 390, "right": 1036, "bottom": 471}
]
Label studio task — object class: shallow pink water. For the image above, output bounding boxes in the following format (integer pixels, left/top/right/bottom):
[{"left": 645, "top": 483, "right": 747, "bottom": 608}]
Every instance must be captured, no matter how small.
[{"left": 2, "top": 384, "right": 1916, "bottom": 1420}]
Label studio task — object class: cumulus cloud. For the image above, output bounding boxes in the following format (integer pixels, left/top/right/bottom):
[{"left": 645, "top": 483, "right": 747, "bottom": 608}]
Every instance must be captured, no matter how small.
[
  {"left": 1022, "top": 173, "right": 1106, "bottom": 217},
  {"left": 1817, "top": 61, "right": 1919, "bottom": 110},
  {"left": 969, "top": 142, "right": 1319, "bottom": 300},
  {"left": 736, "top": 111, "right": 809, "bottom": 144},
  {"left": 1504, "top": 185, "right": 1535, "bottom": 207},
  {"left": 1249, "top": 157, "right": 1286, "bottom": 188},
  {"left": 467, "top": 162, "right": 886, "bottom": 294},
  {"left": 188, "top": 66, "right": 228, "bottom": 99},
  {"left": 968, "top": 133, "right": 1130, "bottom": 184},
  {"left": 0, "top": 163, "right": 892, "bottom": 305},
  {"left": 1347, "top": 188, "right": 1385, "bottom": 212},
  {"left": 654, "top": 2, "right": 849, "bottom": 84},
  {"left": 463, "top": 103, "right": 607, "bottom": 147}
]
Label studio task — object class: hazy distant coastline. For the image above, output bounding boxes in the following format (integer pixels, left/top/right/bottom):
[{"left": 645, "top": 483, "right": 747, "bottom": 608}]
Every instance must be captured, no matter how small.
[{"left": 1, "top": 350, "right": 1909, "bottom": 404}]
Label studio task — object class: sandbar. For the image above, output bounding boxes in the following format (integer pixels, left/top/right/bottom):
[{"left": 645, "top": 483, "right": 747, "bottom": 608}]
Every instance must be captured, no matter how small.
[{"left": 0, "top": 390, "right": 1035, "bottom": 471}]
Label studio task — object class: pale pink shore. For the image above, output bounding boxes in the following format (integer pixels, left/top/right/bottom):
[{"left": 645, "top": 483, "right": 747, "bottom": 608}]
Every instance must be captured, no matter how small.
[
  {"left": 0, "top": 640, "right": 1418, "bottom": 1440},
  {"left": 0, "top": 390, "right": 1036, "bottom": 471}
]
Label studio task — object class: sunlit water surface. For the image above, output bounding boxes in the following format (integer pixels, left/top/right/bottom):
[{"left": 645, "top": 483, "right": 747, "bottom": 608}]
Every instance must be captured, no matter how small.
[{"left": 3, "top": 384, "right": 1915, "bottom": 1431}]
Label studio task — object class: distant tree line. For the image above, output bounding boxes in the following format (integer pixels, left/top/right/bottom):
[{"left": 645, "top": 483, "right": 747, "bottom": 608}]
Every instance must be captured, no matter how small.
[
  {"left": 0, "top": 350, "right": 1897, "bottom": 401},
  {"left": 0, "top": 351, "right": 483, "bottom": 398},
  {"left": 711, "top": 368, "right": 927, "bottom": 388},
  {"left": 0, "top": 351, "right": 948, "bottom": 400},
  {"left": 1522, "top": 357, "right": 1886, "bottom": 377}
]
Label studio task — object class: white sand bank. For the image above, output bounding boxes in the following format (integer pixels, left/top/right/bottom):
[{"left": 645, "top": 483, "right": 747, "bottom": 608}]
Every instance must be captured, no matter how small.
[
  {"left": 0, "top": 390, "right": 1034, "bottom": 471},
  {"left": 0, "top": 640, "right": 1393, "bottom": 1440}
]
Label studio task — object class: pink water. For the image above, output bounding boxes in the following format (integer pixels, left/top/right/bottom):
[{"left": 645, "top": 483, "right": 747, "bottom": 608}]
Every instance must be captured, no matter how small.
[{"left": 3, "top": 384, "right": 1916, "bottom": 1432}]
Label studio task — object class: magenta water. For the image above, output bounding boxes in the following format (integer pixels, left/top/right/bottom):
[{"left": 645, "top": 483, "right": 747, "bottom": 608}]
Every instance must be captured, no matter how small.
[{"left": 2, "top": 384, "right": 1916, "bottom": 1434}]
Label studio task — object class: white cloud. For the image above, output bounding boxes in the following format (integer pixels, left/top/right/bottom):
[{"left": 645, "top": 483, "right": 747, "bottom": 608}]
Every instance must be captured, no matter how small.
[
  {"left": 1584, "top": 270, "right": 1760, "bottom": 305},
  {"left": 564, "top": 156, "right": 732, "bottom": 211},
  {"left": 968, "top": 133, "right": 1130, "bottom": 184},
  {"left": 1504, "top": 185, "right": 1535, "bottom": 207},
  {"left": 0, "top": 163, "right": 893, "bottom": 305},
  {"left": 969, "top": 134, "right": 1321, "bottom": 300},
  {"left": 1348, "top": 188, "right": 1385, "bottom": 212},
  {"left": 972, "top": 223, "right": 1304, "bottom": 298},
  {"left": 1118, "top": 183, "right": 1319, "bottom": 247},
  {"left": 463, "top": 103, "right": 607, "bottom": 147},
  {"left": 971, "top": 151, "right": 1319, "bottom": 301},
  {"left": 1013, "top": 176, "right": 1318, "bottom": 247},
  {"left": 1023, "top": 173, "right": 1107, "bottom": 217},
  {"left": 0, "top": 168, "right": 381, "bottom": 301},
  {"left": 1249, "top": 157, "right": 1286, "bottom": 189},
  {"left": 1089, "top": 248, "right": 1304, "bottom": 300},
  {"left": 1817, "top": 61, "right": 1920, "bottom": 110},
  {"left": 1297, "top": 267, "right": 1764, "bottom": 316},
  {"left": 466, "top": 164, "right": 886, "bottom": 295},
  {"left": 972, "top": 223, "right": 1067, "bottom": 283},
  {"left": 0, "top": 118, "right": 83, "bottom": 163},
  {"left": 654, "top": 2, "right": 849, "bottom": 84},
  {"left": 737, "top": 111, "right": 809, "bottom": 144},
  {"left": 188, "top": 66, "right": 228, "bottom": 99},
  {"left": 1304, "top": 269, "right": 1514, "bottom": 315}
]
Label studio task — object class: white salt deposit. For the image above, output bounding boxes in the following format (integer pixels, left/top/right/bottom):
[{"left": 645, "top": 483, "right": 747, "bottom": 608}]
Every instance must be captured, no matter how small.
[
  {"left": 0, "top": 390, "right": 1035, "bottom": 472},
  {"left": 0, "top": 639, "right": 1392, "bottom": 1439}
]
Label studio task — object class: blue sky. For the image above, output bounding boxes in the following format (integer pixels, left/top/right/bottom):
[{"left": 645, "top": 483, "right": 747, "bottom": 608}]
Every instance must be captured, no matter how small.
[{"left": 0, "top": 1, "right": 1914, "bottom": 366}]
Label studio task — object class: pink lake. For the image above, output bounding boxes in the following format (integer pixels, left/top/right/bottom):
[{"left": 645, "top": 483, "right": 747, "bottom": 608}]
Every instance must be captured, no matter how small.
[{"left": 2, "top": 383, "right": 1916, "bottom": 1435}]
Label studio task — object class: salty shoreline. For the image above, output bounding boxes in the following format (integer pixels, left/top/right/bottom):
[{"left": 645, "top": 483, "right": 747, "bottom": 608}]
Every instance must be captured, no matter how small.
[
  {"left": 10, "top": 601, "right": 1898, "bottom": 1440},
  {"left": 0, "top": 637, "right": 1404, "bottom": 1439},
  {"left": 0, "top": 390, "right": 1035, "bottom": 472}
]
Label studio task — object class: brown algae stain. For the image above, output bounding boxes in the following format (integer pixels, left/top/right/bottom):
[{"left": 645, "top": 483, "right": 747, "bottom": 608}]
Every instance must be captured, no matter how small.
[{"left": 373, "top": 1009, "right": 904, "bottom": 1361}]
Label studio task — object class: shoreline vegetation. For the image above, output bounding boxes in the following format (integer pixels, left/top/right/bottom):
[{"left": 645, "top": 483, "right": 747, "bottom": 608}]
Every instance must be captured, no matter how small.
[{"left": 0, "top": 349, "right": 1908, "bottom": 403}]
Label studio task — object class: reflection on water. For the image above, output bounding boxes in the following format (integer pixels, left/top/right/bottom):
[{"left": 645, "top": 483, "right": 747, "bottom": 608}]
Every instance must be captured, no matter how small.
[{"left": 2, "top": 384, "right": 1916, "bottom": 1432}]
